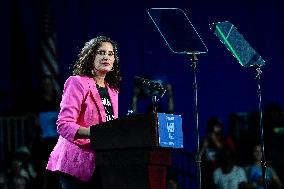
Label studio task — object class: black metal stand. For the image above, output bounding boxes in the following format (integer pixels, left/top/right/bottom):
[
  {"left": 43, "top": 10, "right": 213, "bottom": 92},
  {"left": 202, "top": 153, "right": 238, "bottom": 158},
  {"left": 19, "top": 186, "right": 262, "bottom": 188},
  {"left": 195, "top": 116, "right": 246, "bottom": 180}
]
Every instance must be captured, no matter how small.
[
  {"left": 152, "top": 95, "right": 158, "bottom": 114},
  {"left": 146, "top": 8, "right": 208, "bottom": 189},
  {"left": 190, "top": 53, "right": 202, "bottom": 189},
  {"left": 255, "top": 66, "right": 267, "bottom": 189}
]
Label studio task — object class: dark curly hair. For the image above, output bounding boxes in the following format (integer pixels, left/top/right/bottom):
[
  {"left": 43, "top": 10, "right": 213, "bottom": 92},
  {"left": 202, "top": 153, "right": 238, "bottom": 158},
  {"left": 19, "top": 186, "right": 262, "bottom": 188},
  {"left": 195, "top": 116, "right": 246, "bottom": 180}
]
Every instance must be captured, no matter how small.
[{"left": 73, "top": 36, "right": 121, "bottom": 91}]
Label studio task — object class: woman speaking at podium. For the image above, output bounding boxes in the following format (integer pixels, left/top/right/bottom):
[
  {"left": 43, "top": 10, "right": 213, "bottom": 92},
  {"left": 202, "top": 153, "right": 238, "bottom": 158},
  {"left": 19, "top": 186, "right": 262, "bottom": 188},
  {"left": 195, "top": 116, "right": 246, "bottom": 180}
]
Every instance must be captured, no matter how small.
[{"left": 46, "top": 36, "right": 121, "bottom": 189}]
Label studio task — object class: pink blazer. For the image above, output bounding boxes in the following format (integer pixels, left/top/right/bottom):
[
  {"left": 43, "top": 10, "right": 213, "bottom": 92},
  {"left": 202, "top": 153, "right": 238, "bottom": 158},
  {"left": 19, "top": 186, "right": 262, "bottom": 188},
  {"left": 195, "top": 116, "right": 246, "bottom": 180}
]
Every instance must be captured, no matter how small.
[{"left": 46, "top": 76, "right": 118, "bottom": 181}]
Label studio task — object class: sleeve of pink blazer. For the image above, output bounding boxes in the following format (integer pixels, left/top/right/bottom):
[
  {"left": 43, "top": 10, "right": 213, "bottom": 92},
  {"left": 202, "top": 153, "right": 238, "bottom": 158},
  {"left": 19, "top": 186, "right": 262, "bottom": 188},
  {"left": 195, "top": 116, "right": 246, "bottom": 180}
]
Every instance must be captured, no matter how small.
[{"left": 56, "top": 76, "right": 87, "bottom": 143}]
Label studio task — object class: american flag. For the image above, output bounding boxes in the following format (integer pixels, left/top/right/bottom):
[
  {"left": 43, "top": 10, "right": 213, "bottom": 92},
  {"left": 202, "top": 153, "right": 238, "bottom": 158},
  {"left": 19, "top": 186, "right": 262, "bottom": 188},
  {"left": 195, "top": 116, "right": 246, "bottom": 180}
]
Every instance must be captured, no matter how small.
[{"left": 39, "top": 0, "right": 61, "bottom": 97}]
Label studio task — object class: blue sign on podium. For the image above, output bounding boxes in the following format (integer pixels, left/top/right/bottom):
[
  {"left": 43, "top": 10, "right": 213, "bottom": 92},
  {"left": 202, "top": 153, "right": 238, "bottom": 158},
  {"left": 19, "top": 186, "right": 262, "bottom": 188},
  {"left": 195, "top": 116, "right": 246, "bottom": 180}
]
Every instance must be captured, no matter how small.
[{"left": 157, "top": 113, "right": 183, "bottom": 148}]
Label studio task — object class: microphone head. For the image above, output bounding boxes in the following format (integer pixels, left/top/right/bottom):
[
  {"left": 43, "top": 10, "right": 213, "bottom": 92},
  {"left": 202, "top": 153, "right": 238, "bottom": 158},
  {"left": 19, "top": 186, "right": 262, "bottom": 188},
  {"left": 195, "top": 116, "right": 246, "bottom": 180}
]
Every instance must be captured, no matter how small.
[{"left": 134, "top": 76, "right": 166, "bottom": 97}]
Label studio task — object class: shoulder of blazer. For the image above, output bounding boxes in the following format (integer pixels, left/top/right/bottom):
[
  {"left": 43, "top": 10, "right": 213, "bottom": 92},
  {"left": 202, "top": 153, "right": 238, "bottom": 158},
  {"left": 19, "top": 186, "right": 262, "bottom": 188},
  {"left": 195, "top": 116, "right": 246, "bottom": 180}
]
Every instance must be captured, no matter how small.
[
  {"left": 69, "top": 75, "right": 92, "bottom": 87},
  {"left": 67, "top": 75, "right": 93, "bottom": 100}
]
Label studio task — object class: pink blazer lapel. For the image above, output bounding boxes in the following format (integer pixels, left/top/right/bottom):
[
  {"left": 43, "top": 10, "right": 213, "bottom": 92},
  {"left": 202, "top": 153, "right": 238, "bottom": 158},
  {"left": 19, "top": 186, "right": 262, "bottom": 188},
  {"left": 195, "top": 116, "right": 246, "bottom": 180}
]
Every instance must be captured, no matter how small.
[
  {"left": 87, "top": 77, "right": 107, "bottom": 122},
  {"left": 107, "top": 86, "right": 118, "bottom": 118},
  {"left": 86, "top": 77, "right": 118, "bottom": 121}
]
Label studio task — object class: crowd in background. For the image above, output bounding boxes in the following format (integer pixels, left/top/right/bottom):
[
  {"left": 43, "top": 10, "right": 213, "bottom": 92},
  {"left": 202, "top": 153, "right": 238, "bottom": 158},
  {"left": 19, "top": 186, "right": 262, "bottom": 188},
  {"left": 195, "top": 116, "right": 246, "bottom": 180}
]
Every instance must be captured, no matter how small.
[{"left": 200, "top": 103, "right": 284, "bottom": 189}]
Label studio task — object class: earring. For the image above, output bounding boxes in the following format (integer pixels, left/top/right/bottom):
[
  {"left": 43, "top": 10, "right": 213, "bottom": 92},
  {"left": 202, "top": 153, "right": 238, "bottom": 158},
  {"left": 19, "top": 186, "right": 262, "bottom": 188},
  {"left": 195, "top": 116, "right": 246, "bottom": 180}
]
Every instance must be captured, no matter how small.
[{"left": 91, "top": 70, "right": 96, "bottom": 76}]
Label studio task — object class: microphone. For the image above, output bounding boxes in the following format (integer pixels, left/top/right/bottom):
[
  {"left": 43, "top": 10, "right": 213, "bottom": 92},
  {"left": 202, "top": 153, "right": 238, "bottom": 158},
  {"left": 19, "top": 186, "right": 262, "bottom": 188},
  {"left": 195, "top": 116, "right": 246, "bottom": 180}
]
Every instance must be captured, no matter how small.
[{"left": 134, "top": 76, "right": 165, "bottom": 94}]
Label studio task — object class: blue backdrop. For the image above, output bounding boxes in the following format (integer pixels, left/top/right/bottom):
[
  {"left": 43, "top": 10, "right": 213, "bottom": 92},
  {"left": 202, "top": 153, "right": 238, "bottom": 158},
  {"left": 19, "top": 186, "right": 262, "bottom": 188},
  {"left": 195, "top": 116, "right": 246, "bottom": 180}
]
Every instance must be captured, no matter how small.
[{"left": 2, "top": 0, "right": 284, "bottom": 155}]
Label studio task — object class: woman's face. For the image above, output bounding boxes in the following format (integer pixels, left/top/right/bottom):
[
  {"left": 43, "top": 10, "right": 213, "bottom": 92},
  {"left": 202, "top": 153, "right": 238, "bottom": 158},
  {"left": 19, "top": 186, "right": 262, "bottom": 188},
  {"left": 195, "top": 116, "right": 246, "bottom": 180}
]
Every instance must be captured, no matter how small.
[
  {"left": 93, "top": 42, "right": 115, "bottom": 75},
  {"left": 253, "top": 145, "right": 262, "bottom": 162},
  {"left": 213, "top": 125, "right": 222, "bottom": 134}
]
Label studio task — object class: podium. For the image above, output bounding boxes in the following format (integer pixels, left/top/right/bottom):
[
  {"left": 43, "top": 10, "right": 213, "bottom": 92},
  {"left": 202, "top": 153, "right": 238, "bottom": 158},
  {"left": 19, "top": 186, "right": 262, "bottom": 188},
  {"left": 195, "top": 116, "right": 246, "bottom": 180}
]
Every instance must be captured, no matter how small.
[{"left": 90, "top": 113, "right": 183, "bottom": 189}]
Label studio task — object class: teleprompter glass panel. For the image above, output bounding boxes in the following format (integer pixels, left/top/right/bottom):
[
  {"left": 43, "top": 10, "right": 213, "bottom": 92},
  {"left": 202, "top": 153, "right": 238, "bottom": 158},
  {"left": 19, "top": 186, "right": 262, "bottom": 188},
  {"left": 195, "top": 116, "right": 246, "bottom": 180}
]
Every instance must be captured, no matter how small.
[
  {"left": 209, "top": 21, "right": 265, "bottom": 67},
  {"left": 147, "top": 8, "right": 208, "bottom": 55}
]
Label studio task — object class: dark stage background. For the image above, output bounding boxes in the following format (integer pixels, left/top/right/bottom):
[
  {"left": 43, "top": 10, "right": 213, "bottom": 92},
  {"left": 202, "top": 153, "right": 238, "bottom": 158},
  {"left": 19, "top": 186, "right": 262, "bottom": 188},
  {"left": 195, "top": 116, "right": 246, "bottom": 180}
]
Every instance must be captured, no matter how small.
[{"left": 1, "top": 0, "right": 284, "bottom": 187}]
